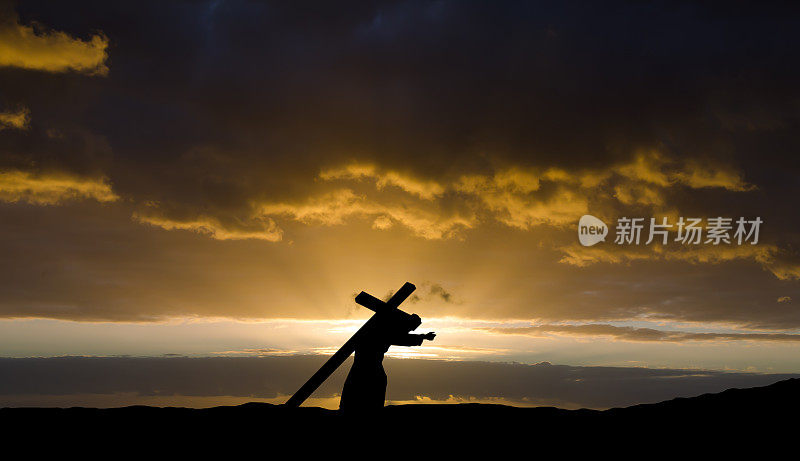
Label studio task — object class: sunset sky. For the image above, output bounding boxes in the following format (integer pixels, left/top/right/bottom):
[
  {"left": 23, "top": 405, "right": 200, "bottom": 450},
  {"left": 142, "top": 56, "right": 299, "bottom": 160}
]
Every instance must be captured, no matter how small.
[{"left": 2, "top": 1, "right": 800, "bottom": 408}]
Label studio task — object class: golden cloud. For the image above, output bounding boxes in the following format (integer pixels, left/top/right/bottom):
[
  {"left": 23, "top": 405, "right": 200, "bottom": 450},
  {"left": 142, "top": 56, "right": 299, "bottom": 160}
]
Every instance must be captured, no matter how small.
[
  {"left": 0, "top": 170, "right": 118, "bottom": 204},
  {"left": 477, "top": 186, "right": 588, "bottom": 228},
  {"left": 612, "top": 151, "right": 754, "bottom": 191},
  {"left": 133, "top": 212, "right": 283, "bottom": 241},
  {"left": 319, "top": 163, "right": 445, "bottom": 200},
  {"left": 558, "top": 244, "right": 655, "bottom": 267},
  {"left": 560, "top": 240, "right": 800, "bottom": 283},
  {"left": 560, "top": 242, "right": 776, "bottom": 267},
  {"left": 259, "top": 189, "right": 474, "bottom": 240},
  {"left": 612, "top": 183, "right": 665, "bottom": 206},
  {"left": 764, "top": 259, "right": 800, "bottom": 281},
  {"left": 0, "top": 13, "right": 109, "bottom": 75},
  {"left": 0, "top": 107, "right": 30, "bottom": 130},
  {"left": 559, "top": 241, "right": 784, "bottom": 278},
  {"left": 448, "top": 151, "right": 752, "bottom": 231},
  {"left": 123, "top": 150, "right": 759, "bottom": 246},
  {"left": 614, "top": 150, "right": 673, "bottom": 187},
  {"left": 454, "top": 170, "right": 588, "bottom": 228},
  {"left": 252, "top": 150, "right": 756, "bottom": 241},
  {"left": 671, "top": 159, "right": 755, "bottom": 191}
]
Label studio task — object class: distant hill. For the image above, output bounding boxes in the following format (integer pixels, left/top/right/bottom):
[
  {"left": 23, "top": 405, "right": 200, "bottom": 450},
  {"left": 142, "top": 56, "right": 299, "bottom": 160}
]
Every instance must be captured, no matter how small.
[{"left": 3, "top": 377, "right": 796, "bottom": 446}]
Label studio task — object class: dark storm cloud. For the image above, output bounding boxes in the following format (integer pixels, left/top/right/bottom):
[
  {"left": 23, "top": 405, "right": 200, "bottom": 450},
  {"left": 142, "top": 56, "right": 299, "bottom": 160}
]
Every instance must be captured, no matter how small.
[
  {"left": 0, "top": 356, "right": 795, "bottom": 409},
  {"left": 6, "top": 0, "right": 800, "bottom": 220}
]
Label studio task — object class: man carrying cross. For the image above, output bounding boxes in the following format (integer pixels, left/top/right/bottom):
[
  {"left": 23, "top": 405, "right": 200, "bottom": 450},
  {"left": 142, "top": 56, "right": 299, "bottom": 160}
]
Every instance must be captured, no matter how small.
[
  {"left": 284, "top": 282, "right": 436, "bottom": 411},
  {"left": 340, "top": 309, "right": 436, "bottom": 411}
]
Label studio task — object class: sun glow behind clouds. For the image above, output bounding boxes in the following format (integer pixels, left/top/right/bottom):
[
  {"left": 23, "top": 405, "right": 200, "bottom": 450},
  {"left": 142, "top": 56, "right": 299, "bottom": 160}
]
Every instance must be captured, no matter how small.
[{"left": 3, "top": 317, "right": 800, "bottom": 372}]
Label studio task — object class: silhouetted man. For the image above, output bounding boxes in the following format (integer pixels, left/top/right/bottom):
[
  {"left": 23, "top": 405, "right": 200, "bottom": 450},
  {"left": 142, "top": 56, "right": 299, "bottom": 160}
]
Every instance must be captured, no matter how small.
[{"left": 339, "top": 311, "right": 435, "bottom": 412}]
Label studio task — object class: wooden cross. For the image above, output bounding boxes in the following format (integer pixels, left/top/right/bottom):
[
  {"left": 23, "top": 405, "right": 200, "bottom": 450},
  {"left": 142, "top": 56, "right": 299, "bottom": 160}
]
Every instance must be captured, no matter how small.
[{"left": 284, "top": 282, "right": 416, "bottom": 407}]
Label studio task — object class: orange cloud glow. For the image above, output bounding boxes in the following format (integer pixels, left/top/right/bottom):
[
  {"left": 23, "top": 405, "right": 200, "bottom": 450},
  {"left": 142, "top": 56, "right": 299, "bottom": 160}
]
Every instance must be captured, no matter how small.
[
  {"left": 0, "top": 107, "right": 29, "bottom": 130},
  {"left": 0, "top": 12, "right": 108, "bottom": 75},
  {"left": 0, "top": 170, "right": 117, "bottom": 204}
]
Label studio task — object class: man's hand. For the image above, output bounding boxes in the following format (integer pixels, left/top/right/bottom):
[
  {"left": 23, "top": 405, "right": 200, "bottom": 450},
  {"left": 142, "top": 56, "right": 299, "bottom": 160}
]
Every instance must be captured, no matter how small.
[{"left": 423, "top": 332, "right": 436, "bottom": 341}]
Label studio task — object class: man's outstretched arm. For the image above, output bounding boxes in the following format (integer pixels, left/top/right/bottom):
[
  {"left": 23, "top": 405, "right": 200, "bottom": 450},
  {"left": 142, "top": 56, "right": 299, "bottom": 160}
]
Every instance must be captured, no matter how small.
[{"left": 391, "top": 332, "right": 436, "bottom": 346}]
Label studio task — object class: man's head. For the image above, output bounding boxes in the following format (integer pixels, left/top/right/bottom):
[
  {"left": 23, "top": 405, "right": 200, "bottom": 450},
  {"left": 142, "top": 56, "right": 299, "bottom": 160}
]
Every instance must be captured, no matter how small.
[
  {"left": 406, "top": 313, "right": 422, "bottom": 332},
  {"left": 384, "top": 310, "right": 422, "bottom": 332}
]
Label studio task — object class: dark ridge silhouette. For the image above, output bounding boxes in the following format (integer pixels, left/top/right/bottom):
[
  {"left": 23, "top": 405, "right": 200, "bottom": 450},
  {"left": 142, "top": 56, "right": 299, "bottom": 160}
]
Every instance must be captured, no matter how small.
[{"left": 3, "top": 377, "right": 797, "bottom": 446}]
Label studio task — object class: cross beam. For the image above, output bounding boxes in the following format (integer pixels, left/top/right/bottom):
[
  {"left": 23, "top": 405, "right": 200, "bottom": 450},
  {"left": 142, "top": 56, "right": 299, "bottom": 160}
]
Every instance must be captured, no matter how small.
[{"left": 284, "top": 282, "right": 416, "bottom": 407}]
